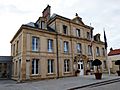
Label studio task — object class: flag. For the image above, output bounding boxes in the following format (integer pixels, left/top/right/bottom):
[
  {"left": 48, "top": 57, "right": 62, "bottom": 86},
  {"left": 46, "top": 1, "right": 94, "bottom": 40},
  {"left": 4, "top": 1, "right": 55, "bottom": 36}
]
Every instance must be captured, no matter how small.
[
  {"left": 90, "top": 29, "right": 93, "bottom": 47},
  {"left": 104, "top": 30, "right": 108, "bottom": 49}
]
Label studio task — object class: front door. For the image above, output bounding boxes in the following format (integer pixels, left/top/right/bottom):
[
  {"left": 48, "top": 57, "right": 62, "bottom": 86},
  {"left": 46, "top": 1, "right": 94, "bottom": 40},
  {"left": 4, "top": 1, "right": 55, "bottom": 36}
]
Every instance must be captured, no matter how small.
[
  {"left": 78, "top": 61, "right": 84, "bottom": 75},
  {"left": 26, "top": 60, "right": 30, "bottom": 80}
]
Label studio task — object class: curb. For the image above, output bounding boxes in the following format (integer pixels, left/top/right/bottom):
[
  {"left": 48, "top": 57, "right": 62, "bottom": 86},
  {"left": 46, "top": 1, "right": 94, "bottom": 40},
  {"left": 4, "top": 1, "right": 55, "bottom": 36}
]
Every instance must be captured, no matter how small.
[{"left": 68, "top": 78, "right": 120, "bottom": 90}]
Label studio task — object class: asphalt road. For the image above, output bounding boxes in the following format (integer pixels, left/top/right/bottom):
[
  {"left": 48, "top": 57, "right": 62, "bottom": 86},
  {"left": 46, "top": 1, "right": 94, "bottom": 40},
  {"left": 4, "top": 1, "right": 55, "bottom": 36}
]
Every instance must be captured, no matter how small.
[{"left": 77, "top": 81, "right": 120, "bottom": 90}]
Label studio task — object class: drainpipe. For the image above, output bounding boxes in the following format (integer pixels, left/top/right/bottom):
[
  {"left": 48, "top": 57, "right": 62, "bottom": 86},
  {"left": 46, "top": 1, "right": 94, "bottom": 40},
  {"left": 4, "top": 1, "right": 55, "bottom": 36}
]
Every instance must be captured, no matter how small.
[{"left": 55, "top": 19, "right": 59, "bottom": 78}]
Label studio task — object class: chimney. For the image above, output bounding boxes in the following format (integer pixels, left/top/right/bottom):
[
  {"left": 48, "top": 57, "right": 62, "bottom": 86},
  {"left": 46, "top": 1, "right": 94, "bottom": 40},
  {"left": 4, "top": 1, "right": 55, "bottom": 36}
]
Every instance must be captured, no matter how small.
[
  {"left": 110, "top": 47, "right": 113, "bottom": 51},
  {"left": 42, "top": 5, "right": 51, "bottom": 21}
]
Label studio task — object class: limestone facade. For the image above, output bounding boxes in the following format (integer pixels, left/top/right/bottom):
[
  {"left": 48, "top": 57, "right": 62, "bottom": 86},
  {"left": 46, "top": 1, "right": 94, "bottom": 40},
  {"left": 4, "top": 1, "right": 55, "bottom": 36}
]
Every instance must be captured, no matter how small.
[{"left": 10, "top": 6, "right": 106, "bottom": 81}]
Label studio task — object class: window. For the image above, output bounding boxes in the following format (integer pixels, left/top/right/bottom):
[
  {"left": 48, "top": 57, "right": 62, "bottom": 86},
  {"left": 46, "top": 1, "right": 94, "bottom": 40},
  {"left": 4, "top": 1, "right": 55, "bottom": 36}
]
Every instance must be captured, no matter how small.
[
  {"left": 16, "top": 41, "right": 19, "bottom": 54},
  {"left": 48, "top": 39, "right": 53, "bottom": 52},
  {"left": 77, "top": 43, "right": 81, "bottom": 53},
  {"left": 32, "top": 59, "right": 38, "bottom": 74},
  {"left": 41, "top": 21, "right": 45, "bottom": 29},
  {"left": 96, "top": 47, "right": 100, "bottom": 56},
  {"left": 87, "top": 32, "right": 91, "bottom": 40},
  {"left": 88, "top": 45, "right": 92, "bottom": 55},
  {"left": 4, "top": 63, "right": 7, "bottom": 69},
  {"left": 89, "top": 60, "right": 93, "bottom": 70},
  {"left": 13, "top": 44, "right": 15, "bottom": 56},
  {"left": 32, "top": 37, "right": 39, "bottom": 51},
  {"left": 15, "top": 61, "right": 18, "bottom": 75},
  {"left": 102, "top": 48, "right": 105, "bottom": 56},
  {"left": 48, "top": 59, "right": 54, "bottom": 73},
  {"left": 0, "top": 63, "right": 2, "bottom": 72},
  {"left": 60, "top": 39, "right": 62, "bottom": 49},
  {"left": 63, "top": 25, "right": 67, "bottom": 34},
  {"left": 76, "top": 29, "right": 80, "bottom": 37},
  {"left": 11, "top": 45, "right": 12, "bottom": 56},
  {"left": 12, "top": 62, "right": 14, "bottom": 76},
  {"left": 103, "top": 60, "right": 107, "bottom": 69},
  {"left": 64, "top": 41, "right": 69, "bottom": 53},
  {"left": 64, "top": 59, "right": 70, "bottom": 72}
]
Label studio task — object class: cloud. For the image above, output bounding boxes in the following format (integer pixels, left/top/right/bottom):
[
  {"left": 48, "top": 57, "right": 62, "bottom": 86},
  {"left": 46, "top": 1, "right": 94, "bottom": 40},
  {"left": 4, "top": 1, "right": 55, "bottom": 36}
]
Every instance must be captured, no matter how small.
[
  {"left": 0, "top": 0, "right": 120, "bottom": 55},
  {"left": 0, "top": 4, "right": 32, "bottom": 14}
]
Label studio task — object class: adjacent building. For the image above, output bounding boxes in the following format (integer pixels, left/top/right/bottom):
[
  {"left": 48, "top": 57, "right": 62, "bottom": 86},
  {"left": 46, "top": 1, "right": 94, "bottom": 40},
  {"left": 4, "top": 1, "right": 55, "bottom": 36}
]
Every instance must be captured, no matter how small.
[
  {"left": 108, "top": 48, "right": 120, "bottom": 74},
  {"left": 0, "top": 56, "right": 12, "bottom": 79},
  {"left": 10, "top": 5, "right": 106, "bottom": 81}
]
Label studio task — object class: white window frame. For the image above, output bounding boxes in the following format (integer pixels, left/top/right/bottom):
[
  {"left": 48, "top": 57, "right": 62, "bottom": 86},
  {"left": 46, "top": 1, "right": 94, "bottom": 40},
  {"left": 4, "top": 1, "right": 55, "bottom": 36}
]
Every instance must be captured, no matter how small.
[
  {"left": 96, "top": 47, "right": 100, "bottom": 56},
  {"left": 32, "top": 59, "right": 39, "bottom": 75},
  {"left": 48, "top": 59, "right": 54, "bottom": 74},
  {"left": 76, "top": 29, "right": 80, "bottom": 37},
  {"left": 63, "top": 25, "right": 68, "bottom": 35},
  {"left": 48, "top": 39, "right": 53, "bottom": 52},
  {"left": 88, "top": 45, "right": 92, "bottom": 55},
  {"left": 32, "top": 37, "right": 39, "bottom": 51},
  {"left": 87, "top": 32, "right": 91, "bottom": 40},
  {"left": 64, "top": 59, "right": 70, "bottom": 72},
  {"left": 64, "top": 41, "right": 69, "bottom": 53},
  {"left": 102, "top": 48, "right": 105, "bottom": 56},
  {"left": 41, "top": 21, "right": 45, "bottom": 29},
  {"left": 77, "top": 43, "right": 81, "bottom": 53}
]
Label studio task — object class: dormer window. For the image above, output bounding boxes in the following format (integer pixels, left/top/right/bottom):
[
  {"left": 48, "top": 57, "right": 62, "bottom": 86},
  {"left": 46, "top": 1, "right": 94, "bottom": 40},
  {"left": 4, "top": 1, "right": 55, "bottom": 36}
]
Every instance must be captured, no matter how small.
[
  {"left": 76, "top": 29, "right": 80, "bottom": 37},
  {"left": 87, "top": 32, "right": 91, "bottom": 40},
  {"left": 96, "top": 47, "right": 100, "bottom": 56},
  {"left": 41, "top": 21, "right": 45, "bottom": 29},
  {"left": 63, "top": 25, "right": 68, "bottom": 35},
  {"left": 94, "top": 34, "right": 100, "bottom": 42},
  {"left": 76, "top": 20, "right": 79, "bottom": 23}
]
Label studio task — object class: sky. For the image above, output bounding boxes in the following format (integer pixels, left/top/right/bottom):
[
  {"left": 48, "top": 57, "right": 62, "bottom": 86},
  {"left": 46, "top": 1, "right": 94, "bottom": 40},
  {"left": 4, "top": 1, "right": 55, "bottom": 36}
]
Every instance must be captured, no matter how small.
[{"left": 0, "top": 0, "right": 120, "bottom": 55}]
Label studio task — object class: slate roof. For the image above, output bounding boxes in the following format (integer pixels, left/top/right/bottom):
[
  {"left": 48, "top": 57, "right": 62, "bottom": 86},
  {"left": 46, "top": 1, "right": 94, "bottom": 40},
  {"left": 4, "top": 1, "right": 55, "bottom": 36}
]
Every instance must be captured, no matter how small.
[
  {"left": 0, "top": 56, "right": 12, "bottom": 62},
  {"left": 108, "top": 49, "right": 120, "bottom": 56}
]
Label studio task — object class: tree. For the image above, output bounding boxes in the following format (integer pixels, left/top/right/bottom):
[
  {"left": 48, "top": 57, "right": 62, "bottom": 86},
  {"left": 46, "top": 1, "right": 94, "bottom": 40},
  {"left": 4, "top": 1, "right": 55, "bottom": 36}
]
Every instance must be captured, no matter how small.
[
  {"left": 115, "top": 60, "right": 120, "bottom": 71},
  {"left": 92, "top": 59, "right": 102, "bottom": 73}
]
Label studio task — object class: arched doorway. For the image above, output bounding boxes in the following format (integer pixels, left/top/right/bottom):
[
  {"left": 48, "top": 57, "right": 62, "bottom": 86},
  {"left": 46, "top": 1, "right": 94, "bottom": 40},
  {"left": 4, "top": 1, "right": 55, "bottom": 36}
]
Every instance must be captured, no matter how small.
[
  {"left": 74, "top": 54, "right": 88, "bottom": 76},
  {"left": 78, "top": 60, "right": 84, "bottom": 75}
]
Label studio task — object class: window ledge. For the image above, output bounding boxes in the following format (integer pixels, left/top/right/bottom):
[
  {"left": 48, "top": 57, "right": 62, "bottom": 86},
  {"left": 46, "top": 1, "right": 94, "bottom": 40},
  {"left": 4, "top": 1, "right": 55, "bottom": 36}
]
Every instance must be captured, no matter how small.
[
  {"left": 32, "top": 51, "right": 39, "bottom": 53},
  {"left": 46, "top": 73, "right": 56, "bottom": 76},
  {"left": 63, "top": 52, "right": 69, "bottom": 54},
  {"left": 30, "top": 74, "right": 41, "bottom": 77},
  {"left": 47, "top": 52, "right": 54, "bottom": 54},
  {"left": 64, "top": 72, "right": 71, "bottom": 74}
]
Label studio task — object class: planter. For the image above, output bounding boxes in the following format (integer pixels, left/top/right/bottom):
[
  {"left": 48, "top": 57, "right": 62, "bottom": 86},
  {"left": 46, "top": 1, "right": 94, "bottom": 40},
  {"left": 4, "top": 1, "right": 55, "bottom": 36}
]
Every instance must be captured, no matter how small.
[
  {"left": 94, "top": 73, "right": 102, "bottom": 79},
  {"left": 86, "top": 70, "right": 90, "bottom": 75},
  {"left": 75, "top": 70, "right": 80, "bottom": 76},
  {"left": 117, "top": 71, "right": 120, "bottom": 76}
]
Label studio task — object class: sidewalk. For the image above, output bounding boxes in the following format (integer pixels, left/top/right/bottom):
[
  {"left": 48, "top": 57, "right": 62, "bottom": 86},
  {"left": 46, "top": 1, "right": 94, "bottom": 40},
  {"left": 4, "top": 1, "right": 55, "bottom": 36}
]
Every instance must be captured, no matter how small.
[{"left": 0, "top": 74, "right": 120, "bottom": 90}]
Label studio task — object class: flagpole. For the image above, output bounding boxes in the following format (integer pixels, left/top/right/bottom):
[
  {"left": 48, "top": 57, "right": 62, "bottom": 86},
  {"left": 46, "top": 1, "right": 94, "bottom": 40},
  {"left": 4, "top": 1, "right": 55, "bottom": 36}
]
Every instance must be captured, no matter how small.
[
  {"left": 90, "top": 23, "right": 95, "bottom": 71},
  {"left": 90, "top": 23, "right": 94, "bottom": 61},
  {"left": 103, "top": 29, "right": 110, "bottom": 75}
]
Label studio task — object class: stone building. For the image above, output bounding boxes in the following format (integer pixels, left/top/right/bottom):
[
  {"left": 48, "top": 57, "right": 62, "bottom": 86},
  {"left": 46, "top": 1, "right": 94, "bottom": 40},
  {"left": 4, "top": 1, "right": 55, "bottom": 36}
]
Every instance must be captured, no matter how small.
[
  {"left": 108, "top": 48, "right": 120, "bottom": 74},
  {"left": 0, "top": 56, "right": 12, "bottom": 79},
  {"left": 10, "top": 5, "right": 106, "bottom": 81}
]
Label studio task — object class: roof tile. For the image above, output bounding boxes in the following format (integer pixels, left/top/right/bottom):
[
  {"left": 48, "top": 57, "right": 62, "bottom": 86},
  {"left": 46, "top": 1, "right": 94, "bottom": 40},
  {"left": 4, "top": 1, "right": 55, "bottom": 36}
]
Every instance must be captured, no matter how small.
[{"left": 108, "top": 49, "right": 120, "bottom": 56}]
